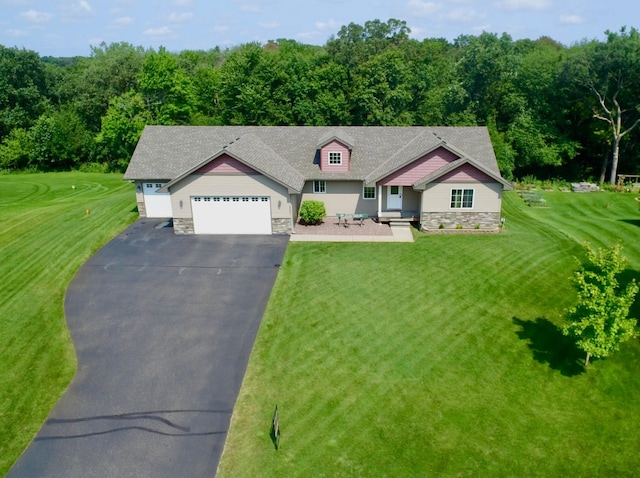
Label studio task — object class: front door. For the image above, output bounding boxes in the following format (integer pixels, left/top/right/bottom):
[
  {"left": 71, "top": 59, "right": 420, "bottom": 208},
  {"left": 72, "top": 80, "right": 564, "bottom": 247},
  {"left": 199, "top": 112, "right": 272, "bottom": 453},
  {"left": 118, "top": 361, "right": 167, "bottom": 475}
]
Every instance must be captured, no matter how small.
[{"left": 387, "top": 185, "right": 402, "bottom": 210}]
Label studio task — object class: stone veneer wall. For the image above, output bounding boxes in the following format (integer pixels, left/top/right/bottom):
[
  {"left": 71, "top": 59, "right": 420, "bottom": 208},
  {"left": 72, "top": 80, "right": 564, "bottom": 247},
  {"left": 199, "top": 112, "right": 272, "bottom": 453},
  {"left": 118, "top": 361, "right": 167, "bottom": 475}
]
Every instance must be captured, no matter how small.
[
  {"left": 173, "top": 217, "right": 194, "bottom": 234},
  {"left": 421, "top": 211, "right": 500, "bottom": 231},
  {"left": 137, "top": 200, "right": 146, "bottom": 217},
  {"left": 272, "top": 217, "right": 292, "bottom": 234}
]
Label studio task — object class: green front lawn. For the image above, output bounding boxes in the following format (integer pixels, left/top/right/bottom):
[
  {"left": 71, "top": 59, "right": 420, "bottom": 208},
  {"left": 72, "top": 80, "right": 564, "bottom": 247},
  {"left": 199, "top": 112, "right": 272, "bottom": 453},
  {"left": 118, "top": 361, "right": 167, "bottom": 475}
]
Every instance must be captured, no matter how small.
[
  {"left": 0, "top": 173, "right": 136, "bottom": 475},
  {"left": 218, "top": 190, "right": 640, "bottom": 477}
]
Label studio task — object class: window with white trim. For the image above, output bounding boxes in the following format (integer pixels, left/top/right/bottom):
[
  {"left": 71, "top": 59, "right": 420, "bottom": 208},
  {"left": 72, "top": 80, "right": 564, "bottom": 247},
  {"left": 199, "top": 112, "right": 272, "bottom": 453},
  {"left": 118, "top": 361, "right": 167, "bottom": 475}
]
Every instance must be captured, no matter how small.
[
  {"left": 450, "top": 189, "right": 474, "bottom": 209},
  {"left": 363, "top": 185, "right": 376, "bottom": 199},
  {"left": 328, "top": 151, "right": 342, "bottom": 165},
  {"left": 313, "top": 180, "right": 326, "bottom": 193}
]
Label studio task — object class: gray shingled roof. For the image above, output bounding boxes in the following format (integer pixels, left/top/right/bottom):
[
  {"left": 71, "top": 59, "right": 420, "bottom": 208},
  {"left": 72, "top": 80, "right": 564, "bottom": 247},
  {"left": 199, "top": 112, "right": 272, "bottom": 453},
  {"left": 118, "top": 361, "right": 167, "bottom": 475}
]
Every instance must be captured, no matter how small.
[
  {"left": 364, "top": 130, "right": 444, "bottom": 185},
  {"left": 124, "top": 126, "right": 504, "bottom": 191},
  {"left": 316, "top": 128, "right": 355, "bottom": 149}
]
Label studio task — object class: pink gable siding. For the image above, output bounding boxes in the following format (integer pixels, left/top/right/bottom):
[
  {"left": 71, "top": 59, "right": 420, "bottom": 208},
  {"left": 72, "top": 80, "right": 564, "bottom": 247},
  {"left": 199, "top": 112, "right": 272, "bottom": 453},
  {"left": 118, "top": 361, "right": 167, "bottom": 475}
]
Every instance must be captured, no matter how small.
[
  {"left": 439, "top": 163, "right": 493, "bottom": 182},
  {"left": 378, "top": 147, "right": 458, "bottom": 186},
  {"left": 319, "top": 140, "right": 350, "bottom": 172},
  {"left": 195, "top": 154, "right": 258, "bottom": 174}
]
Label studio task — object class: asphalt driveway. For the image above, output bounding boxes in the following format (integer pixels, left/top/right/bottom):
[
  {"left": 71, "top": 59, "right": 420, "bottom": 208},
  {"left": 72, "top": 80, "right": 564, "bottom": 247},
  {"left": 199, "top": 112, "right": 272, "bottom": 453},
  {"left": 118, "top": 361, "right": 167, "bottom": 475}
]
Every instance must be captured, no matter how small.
[{"left": 8, "top": 219, "right": 289, "bottom": 477}]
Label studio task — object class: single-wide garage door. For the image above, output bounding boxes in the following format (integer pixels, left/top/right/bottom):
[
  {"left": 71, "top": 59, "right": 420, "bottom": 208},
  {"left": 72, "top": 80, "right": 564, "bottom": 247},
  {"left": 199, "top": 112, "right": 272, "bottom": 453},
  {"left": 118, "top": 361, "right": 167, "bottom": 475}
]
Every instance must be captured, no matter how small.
[
  {"left": 143, "top": 182, "right": 172, "bottom": 218},
  {"left": 191, "top": 196, "right": 272, "bottom": 234}
]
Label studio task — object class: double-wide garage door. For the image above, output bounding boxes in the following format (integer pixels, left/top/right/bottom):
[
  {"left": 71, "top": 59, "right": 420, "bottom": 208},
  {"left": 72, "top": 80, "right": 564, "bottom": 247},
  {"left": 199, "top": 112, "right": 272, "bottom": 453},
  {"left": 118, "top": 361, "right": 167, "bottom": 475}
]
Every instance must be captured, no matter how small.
[{"left": 191, "top": 196, "right": 272, "bottom": 234}]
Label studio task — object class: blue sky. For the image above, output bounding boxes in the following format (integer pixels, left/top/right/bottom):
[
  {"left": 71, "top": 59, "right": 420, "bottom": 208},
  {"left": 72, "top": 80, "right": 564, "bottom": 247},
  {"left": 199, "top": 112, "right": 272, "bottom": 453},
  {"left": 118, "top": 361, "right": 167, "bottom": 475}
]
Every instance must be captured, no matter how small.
[{"left": 0, "top": 0, "right": 635, "bottom": 57}]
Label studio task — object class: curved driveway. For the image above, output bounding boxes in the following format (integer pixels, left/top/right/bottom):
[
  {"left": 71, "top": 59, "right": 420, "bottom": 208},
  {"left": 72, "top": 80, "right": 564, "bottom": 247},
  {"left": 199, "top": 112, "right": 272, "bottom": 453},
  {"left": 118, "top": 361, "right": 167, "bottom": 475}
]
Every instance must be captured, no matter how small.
[{"left": 9, "top": 219, "right": 288, "bottom": 477}]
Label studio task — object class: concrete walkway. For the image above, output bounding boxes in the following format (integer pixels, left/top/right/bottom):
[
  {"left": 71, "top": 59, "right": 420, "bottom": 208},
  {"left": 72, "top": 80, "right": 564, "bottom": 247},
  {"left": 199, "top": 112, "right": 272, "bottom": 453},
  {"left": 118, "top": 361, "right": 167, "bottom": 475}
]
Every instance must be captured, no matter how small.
[{"left": 290, "top": 224, "right": 414, "bottom": 242}]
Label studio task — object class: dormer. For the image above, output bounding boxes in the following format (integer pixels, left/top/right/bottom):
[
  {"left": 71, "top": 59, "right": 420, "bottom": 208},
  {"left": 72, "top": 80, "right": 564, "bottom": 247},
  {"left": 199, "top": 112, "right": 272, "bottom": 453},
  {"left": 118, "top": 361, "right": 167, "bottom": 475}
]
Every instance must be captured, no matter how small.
[{"left": 317, "top": 129, "right": 354, "bottom": 172}]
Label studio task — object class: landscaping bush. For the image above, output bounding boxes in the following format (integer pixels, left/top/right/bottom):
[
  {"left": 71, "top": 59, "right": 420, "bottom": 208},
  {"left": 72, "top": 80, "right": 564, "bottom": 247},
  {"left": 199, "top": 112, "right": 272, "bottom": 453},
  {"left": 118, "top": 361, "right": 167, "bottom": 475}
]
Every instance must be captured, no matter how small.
[{"left": 298, "top": 200, "right": 326, "bottom": 225}]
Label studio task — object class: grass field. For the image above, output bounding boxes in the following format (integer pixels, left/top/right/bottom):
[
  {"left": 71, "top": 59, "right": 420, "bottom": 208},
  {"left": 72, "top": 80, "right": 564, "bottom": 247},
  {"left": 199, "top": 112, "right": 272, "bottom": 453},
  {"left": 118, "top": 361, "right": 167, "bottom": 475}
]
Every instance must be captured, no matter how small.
[
  {"left": 0, "top": 173, "right": 136, "bottom": 475},
  {"left": 218, "top": 190, "right": 640, "bottom": 477}
]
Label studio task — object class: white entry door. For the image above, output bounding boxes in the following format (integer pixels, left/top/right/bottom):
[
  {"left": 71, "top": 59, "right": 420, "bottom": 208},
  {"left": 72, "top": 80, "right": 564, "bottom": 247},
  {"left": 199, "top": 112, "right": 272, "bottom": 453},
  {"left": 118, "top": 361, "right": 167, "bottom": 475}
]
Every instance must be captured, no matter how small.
[
  {"left": 386, "top": 185, "right": 403, "bottom": 210},
  {"left": 191, "top": 196, "right": 272, "bottom": 234}
]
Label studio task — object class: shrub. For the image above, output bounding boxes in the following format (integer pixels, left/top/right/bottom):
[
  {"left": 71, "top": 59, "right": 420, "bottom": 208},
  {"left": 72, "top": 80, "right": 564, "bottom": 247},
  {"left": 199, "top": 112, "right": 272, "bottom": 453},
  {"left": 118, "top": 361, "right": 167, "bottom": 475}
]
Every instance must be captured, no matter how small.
[{"left": 299, "top": 200, "right": 326, "bottom": 225}]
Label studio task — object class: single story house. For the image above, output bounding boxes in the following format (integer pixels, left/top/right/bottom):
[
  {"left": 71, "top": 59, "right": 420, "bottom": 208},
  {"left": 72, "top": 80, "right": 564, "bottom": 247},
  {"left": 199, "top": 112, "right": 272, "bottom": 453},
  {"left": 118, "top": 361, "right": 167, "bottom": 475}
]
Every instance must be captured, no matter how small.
[{"left": 124, "top": 126, "right": 513, "bottom": 235}]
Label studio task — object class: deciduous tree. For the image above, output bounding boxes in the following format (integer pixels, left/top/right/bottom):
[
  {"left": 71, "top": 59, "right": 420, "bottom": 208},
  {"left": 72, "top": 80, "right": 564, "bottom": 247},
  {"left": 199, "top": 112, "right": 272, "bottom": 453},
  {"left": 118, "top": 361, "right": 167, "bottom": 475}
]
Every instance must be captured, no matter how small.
[
  {"left": 563, "top": 244, "right": 638, "bottom": 366},
  {"left": 563, "top": 28, "right": 640, "bottom": 184}
]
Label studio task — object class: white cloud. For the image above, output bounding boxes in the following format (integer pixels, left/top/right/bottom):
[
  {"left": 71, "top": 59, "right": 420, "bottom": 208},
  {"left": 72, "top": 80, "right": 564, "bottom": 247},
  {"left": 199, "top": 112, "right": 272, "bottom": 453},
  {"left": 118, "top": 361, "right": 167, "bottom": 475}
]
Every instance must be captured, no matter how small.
[
  {"left": 109, "top": 16, "right": 133, "bottom": 29},
  {"left": 446, "top": 8, "right": 487, "bottom": 23},
  {"left": 315, "top": 19, "right": 339, "bottom": 31},
  {"left": 559, "top": 14, "right": 585, "bottom": 25},
  {"left": 212, "top": 25, "right": 230, "bottom": 33},
  {"left": 407, "top": 0, "right": 443, "bottom": 18},
  {"left": 473, "top": 23, "right": 492, "bottom": 34},
  {"left": 408, "top": 25, "right": 424, "bottom": 37},
  {"left": 240, "top": 3, "right": 262, "bottom": 13},
  {"left": 6, "top": 28, "right": 29, "bottom": 36},
  {"left": 295, "top": 31, "right": 320, "bottom": 41},
  {"left": 259, "top": 21, "right": 279, "bottom": 29},
  {"left": 167, "top": 12, "right": 193, "bottom": 23},
  {"left": 143, "top": 26, "right": 173, "bottom": 37},
  {"left": 494, "top": 0, "right": 551, "bottom": 12},
  {"left": 60, "top": 1, "right": 94, "bottom": 23},
  {"left": 19, "top": 9, "right": 53, "bottom": 24}
]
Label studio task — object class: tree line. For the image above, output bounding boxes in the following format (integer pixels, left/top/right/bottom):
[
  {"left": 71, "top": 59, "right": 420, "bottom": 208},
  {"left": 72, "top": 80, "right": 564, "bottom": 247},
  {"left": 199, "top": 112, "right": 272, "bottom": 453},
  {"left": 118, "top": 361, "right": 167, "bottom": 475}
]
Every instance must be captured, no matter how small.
[{"left": 1, "top": 19, "right": 639, "bottom": 183}]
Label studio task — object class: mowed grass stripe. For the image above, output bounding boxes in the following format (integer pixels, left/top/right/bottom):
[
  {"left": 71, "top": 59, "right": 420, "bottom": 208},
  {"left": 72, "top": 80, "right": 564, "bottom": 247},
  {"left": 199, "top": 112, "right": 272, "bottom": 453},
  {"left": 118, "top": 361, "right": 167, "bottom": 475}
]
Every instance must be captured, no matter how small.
[
  {"left": 0, "top": 173, "right": 137, "bottom": 475},
  {"left": 219, "top": 190, "right": 640, "bottom": 477}
]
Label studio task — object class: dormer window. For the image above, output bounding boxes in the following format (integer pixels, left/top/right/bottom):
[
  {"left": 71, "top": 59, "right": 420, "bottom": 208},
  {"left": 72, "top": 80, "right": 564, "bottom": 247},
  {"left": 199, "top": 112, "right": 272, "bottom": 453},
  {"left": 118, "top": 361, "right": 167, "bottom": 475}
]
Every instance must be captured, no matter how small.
[{"left": 328, "top": 152, "right": 342, "bottom": 165}]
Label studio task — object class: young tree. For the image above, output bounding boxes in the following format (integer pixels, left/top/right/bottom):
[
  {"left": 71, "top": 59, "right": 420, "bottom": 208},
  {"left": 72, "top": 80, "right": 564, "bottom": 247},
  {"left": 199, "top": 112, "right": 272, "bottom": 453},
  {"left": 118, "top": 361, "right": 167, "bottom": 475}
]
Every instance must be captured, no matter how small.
[{"left": 563, "top": 244, "right": 638, "bottom": 366}]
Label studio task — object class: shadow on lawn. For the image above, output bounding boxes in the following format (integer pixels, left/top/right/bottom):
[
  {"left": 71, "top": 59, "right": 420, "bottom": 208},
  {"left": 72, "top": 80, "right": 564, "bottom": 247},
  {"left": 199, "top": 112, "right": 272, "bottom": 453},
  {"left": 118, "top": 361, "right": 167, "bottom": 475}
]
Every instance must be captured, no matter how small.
[
  {"left": 620, "top": 219, "right": 640, "bottom": 228},
  {"left": 512, "top": 317, "right": 585, "bottom": 377}
]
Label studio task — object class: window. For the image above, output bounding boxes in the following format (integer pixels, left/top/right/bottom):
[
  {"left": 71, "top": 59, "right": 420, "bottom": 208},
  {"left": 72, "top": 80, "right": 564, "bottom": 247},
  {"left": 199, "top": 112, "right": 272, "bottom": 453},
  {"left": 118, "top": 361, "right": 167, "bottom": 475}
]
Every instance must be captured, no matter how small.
[
  {"left": 313, "top": 180, "right": 326, "bottom": 193},
  {"left": 451, "top": 189, "right": 474, "bottom": 209},
  {"left": 328, "top": 151, "right": 342, "bottom": 165},
  {"left": 363, "top": 186, "right": 376, "bottom": 200}
]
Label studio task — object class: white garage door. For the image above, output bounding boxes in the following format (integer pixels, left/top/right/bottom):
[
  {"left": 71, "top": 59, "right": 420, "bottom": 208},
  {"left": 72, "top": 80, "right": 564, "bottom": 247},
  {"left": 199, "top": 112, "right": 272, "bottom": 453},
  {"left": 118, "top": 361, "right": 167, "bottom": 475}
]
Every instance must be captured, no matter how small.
[
  {"left": 143, "top": 182, "right": 172, "bottom": 218},
  {"left": 191, "top": 196, "right": 272, "bottom": 234}
]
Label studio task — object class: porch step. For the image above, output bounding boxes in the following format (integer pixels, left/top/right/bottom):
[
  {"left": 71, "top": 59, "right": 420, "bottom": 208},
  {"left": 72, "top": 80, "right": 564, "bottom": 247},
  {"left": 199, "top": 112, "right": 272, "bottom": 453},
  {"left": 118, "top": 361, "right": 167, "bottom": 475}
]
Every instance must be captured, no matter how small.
[
  {"left": 389, "top": 220, "right": 413, "bottom": 228},
  {"left": 379, "top": 216, "right": 419, "bottom": 224}
]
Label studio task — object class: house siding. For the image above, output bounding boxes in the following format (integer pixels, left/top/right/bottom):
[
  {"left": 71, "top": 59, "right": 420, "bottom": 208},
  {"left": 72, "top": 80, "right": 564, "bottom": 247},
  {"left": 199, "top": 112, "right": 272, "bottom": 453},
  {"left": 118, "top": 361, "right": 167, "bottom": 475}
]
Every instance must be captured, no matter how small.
[
  {"left": 169, "top": 173, "right": 292, "bottom": 225},
  {"left": 420, "top": 181, "right": 502, "bottom": 230},
  {"left": 439, "top": 163, "right": 494, "bottom": 182},
  {"left": 195, "top": 154, "right": 257, "bottom": 174},
  {"left": 378, "top": 147, "right": 459, "bottom": 186},
  {"left": 319, "top": 140, "right": 350, "bottom": 172},
  {"left": 134, "top": 181, "right": 146, "bottom": 217},
  {"left": 301, "top": 181, "right": 377, "bottom": 217}
]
